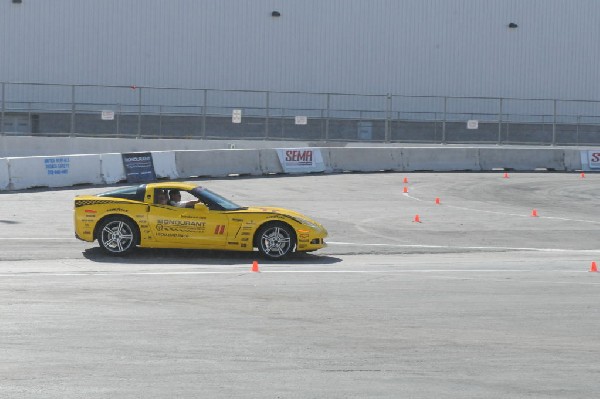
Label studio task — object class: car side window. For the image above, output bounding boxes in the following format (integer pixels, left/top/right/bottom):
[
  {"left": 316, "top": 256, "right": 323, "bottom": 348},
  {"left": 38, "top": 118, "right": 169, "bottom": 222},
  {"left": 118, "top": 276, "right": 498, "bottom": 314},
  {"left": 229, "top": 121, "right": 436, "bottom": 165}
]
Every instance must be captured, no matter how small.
[
  {"left": 166, "top": 189, "right": 200, "bottom": 208},
  {"left": 154, "top": 189, "right": 168, "bottom": 205}
]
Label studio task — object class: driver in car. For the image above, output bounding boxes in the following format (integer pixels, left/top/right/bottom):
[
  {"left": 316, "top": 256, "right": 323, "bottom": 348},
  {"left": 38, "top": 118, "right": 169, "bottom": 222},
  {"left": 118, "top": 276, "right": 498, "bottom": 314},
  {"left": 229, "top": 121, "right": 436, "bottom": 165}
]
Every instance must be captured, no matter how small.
[{"left": 168, "top": 189, "right": 198, "bottom": 208}]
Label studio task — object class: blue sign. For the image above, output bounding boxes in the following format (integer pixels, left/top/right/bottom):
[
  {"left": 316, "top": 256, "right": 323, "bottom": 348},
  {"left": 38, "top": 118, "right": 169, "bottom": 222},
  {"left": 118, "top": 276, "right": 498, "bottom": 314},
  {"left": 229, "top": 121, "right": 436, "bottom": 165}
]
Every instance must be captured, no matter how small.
[
  {"left": 121, "top": 152, "right": 156, "bottom": 182},
  {"left": 44, "top": 157, "right": 70, "bottom": 176}
]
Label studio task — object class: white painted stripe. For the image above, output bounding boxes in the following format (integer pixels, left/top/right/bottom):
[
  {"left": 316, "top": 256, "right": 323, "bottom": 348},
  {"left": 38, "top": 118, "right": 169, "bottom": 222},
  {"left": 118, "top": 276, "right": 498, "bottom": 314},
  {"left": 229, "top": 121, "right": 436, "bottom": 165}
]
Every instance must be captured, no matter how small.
[
  {"left": 327, "top": 241, "right": 600, "bottom": 253},
  {"left": 0, "top": 237, "right": 69, "bottom": 240},
  {"left": 403, "top": 193, "right": 600, "bottom": 224},
  {"left": 1, "top": 270, "right": 600, "bottom": 287},
  {"left": 0, "top": 269, "right": 591, "bottom": 278}
]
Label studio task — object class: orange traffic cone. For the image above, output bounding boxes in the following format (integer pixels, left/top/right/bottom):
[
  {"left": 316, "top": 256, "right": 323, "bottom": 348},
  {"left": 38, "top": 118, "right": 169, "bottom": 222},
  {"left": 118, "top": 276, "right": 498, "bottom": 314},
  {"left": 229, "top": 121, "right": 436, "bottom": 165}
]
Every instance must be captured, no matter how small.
[
  {"left": 531, "top": 209, "right": 538, "bottom": 217},
  {"left": 435, "top": 197, "right": 441, "bottom": 205},
  {"left": 403, "top": 177, "right": 408, "bottom": 184},
  {"left": 413, "top": 214, "right": 421, "bottom": 223},
  {"left": 251, "top": 260, "right": 260, "bottom": 272},
  {"left": 581, "top": 172, "right": 586, "bottom": 178},
  {"left": 403, "top": 186, "right": 408, "bottom": 193},
  {"left": 503, "top": 172, "right": 509, "bottom": 178},
  {"left": 590, "top": 261, "right": 598, "bottom": 273}
]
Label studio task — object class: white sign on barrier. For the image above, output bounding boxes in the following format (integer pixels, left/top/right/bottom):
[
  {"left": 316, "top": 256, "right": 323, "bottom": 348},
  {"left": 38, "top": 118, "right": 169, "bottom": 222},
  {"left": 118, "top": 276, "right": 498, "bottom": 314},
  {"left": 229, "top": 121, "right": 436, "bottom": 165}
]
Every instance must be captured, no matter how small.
[
  {"left": 44, "top": 156, "right": 71, "bottom": 176},
  {"left": 276, "top": 148, "right": 325, "bottom": 173},
  {"left": 295, "top": 116, "right": 307, "bottom": 125},
  {"left": 467, "top": 120, "right": 479, "bottom": 129},
  {"left": 101, "top": 110, "right": 115, "bottom": 120},
  {"left": 232, "top": 109, "right": 242, "bottom": 124},
  {"left": 8, "top": 154, "right": 102, "bottom": 190}
]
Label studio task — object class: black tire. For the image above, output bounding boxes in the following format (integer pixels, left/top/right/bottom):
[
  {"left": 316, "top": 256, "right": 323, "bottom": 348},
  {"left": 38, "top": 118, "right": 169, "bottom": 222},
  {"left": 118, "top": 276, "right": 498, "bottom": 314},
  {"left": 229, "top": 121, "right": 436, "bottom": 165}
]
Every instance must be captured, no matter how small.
[
  {"left": 97, "top": 216, "right": 139, "bottom": 256},
  {"left": 255, "top": 222, "right": 296, "bottom": 260}
]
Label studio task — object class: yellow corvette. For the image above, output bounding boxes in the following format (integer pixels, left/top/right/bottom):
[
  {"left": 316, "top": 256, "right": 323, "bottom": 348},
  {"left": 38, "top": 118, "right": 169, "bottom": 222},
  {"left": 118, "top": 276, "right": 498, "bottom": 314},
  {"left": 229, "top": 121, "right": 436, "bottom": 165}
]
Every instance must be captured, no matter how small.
[{"left": 74, "top": 182, "right": 327, "bottom": 259}]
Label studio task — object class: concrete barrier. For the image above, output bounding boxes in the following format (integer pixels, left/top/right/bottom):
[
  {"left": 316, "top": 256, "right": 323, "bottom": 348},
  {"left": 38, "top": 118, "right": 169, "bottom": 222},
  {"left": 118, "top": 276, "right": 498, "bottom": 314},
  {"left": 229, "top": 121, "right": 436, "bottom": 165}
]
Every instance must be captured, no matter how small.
[
  {"left": 151, "top": 151, "right": 179, "bottom": 179},
  {"left": 175, "top": 149, "right": 262, "bottom": 178},
  {"left": 565, "top": 149, "right": 584, "bottom": 171},
  {"left": 0, "top": 158, "right": 9, "bottom": 190},
  {"left": 327, "top": 148, "right": 400, "bottom": 172},
  {"left": 100, "top": 153, "right": 127, "bottom": 184},
  {"left": 400, "top": 147, "right": 481, "bottom": 171},
  {"left": 478, "top": 148, "right": 566, "bottom": 170},
  {"left": 258, "top": 149, "right": 285, "bottom": 174},
  {"left": 0, "top": 146, "right": 592, "bottom": 191},
  {"left": 8, "top": 154, "right": 103, "bottom": 190}
]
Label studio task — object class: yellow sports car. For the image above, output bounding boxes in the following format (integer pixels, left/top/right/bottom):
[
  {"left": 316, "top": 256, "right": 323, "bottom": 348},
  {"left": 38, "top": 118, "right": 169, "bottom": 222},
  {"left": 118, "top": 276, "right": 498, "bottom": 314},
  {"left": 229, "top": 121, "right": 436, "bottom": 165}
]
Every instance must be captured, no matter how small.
[{"left": 74, "top": 182, "right": 327, "bottom": 259}]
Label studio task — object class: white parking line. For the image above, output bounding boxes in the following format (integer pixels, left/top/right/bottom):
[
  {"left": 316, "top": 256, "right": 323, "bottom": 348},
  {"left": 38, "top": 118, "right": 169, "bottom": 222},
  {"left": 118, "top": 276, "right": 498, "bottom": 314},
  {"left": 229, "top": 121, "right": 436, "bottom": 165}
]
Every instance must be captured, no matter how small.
[
  {"left": 0, "top": 269, "right": 592, "bottom": 278},
  {"left": 327, "top": 241, "right": 600, "bottom": 253},
  {"left": 404, "top": 193, "right": 600, "bottom": 224},
  {"left": 1, "top": 269, "right": 599, "bottom": 287},
  {"left": 0, "top": 237, "right": 68, "bottom": 240}
]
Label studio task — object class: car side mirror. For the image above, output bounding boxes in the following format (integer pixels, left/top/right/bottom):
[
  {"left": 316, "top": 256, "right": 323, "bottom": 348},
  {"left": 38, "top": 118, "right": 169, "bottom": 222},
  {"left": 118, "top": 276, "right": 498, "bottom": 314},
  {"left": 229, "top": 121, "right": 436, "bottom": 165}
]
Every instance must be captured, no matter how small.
[{"left": 194, "top": 203, "right": 208, "bottom": 212}]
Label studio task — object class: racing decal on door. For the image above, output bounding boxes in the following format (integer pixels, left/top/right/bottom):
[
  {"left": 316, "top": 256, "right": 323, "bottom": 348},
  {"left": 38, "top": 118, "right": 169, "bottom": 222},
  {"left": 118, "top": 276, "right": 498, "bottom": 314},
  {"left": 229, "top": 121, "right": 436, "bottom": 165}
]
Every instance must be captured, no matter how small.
[{"left": 214, "top": 225, "right": 226, "bottom": 235}]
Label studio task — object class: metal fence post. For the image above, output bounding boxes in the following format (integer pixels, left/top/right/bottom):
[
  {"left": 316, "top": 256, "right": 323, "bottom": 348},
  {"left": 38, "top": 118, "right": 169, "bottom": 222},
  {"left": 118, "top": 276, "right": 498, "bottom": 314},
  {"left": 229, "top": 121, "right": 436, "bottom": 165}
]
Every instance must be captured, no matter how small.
[
  {"left": 442, "top": 96, "right": 447, "bottom": 144},
  {"left": 202, "top": 89, "right": 207, "bottom": 139},
  {"left": 137, "top": 87, "right": 142, "bottom": 138},
  {"left": 159, "top": 105, "right": 163, "bottom": 137},
  {"left": 576, "top": 115, "right": 580, "bottom": 145},
  {"left": 385, "top": 94, "right": 391, "bottom": 142},
  {"left": 1, "top": 82, "right": 4, "bottom": 135},
  {"left": 281, "top": 107, "right": 285, "bottom": 138},
  {"left": 497, "top": 97, "right": 503, "bottom": 145},
  {"left": 116, "top": 103, "right": 121, "bottom": 137},
  {"left": 552, "top": 99, "right": 557, "bottom": 146},
  {"left": 325, "top": 93, "right": 330, "bottom": 141},
  {"left": 265, "top": 91, "right": 270, "bottom": 139},
  {"left": 70, "top": 85, "right": 75, "bottom": 136}
]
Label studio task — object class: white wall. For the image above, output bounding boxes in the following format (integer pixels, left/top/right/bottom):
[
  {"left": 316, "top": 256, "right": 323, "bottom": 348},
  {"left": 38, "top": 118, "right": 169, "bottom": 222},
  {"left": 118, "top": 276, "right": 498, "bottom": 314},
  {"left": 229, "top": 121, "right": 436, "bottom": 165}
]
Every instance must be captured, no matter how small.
[
  {"left": 0, "top": 136, "right": 311, "bottom": 158},
  {"left": 1, "top": 0, "right": 599, "bottom": 100}
]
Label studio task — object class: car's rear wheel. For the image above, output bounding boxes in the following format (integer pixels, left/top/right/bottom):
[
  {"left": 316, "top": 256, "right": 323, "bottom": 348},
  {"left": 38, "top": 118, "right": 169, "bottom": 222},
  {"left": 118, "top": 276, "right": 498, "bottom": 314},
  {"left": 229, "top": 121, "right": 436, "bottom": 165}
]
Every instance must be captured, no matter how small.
[
  {"left": 98, "top": 216, "right": 139, "bottom": 256},
  {"left": 256, "top": 222, "right": 296, "bottom": 260}
]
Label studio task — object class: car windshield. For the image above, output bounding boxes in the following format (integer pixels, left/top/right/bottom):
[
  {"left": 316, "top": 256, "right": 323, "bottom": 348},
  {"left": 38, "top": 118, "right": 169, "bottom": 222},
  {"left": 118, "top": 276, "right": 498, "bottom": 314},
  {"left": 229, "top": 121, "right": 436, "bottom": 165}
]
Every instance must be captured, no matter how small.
[{"left": 192, "top": 187, "right": 244, "bottom": 211}]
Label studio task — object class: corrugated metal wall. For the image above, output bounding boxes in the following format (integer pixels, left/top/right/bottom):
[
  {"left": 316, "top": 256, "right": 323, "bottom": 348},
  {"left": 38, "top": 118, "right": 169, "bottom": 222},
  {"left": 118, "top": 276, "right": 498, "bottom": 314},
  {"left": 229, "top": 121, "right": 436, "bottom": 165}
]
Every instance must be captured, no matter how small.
[{"left": 1, "top": 0, "right": 599, "bottom": 100}]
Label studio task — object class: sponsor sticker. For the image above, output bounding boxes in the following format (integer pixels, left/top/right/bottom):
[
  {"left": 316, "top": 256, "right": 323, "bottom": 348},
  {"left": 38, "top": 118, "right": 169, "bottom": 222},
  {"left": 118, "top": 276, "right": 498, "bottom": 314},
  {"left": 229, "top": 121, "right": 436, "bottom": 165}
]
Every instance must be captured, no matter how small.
[{"left": 156, "top": 219, "right": 206, "bottom": 233}]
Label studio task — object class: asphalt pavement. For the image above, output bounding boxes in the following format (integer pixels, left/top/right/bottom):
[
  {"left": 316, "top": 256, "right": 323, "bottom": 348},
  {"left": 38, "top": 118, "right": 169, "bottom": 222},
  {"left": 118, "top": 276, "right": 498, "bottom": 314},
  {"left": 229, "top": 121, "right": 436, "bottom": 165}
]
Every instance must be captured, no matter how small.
[{"left": 1, "top": 172, "right": 599, "bottom": 398}]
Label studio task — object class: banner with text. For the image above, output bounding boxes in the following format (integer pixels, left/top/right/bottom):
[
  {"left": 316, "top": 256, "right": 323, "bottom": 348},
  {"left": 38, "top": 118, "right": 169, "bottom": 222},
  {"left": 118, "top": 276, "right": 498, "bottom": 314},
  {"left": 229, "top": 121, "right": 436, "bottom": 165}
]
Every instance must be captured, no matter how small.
[
  {"left": 276, "top": 148, "right": 325, "bottom": 173},
  {"left": 581, "top": 150, "right": 600, "bottom": 170},
  {"left": 121, "top": 152, "right": 156, "bottom": 182}
]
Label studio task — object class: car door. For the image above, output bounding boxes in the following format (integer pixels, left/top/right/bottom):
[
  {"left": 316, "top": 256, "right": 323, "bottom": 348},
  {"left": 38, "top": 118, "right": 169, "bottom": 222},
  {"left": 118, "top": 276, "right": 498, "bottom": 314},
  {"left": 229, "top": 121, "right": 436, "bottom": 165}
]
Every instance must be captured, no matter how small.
[{"left": 147, "top": 200, "right": 229, "bottom": 248}]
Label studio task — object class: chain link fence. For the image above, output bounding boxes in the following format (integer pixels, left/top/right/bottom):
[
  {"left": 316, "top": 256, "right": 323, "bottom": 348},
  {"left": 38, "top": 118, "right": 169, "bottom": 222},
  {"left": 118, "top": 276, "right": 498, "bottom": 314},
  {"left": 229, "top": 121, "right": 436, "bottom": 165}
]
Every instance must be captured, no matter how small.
[{"left": 2, "top": 82, "right": 600, "bottom": 145}]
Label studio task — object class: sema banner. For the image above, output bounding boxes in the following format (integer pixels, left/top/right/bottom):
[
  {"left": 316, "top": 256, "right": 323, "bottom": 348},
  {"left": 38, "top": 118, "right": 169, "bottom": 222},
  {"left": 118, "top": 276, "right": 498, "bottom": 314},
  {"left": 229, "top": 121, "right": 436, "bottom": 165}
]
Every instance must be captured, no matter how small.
[
  {"left": 582, "top": 150, "right": 600, "bottom": 170},
  {"left": 276, "top": 148, "right": 325, "bottom": 173},
  {"left": 121, "top": 152, "right": 156, "bottom": 182}
]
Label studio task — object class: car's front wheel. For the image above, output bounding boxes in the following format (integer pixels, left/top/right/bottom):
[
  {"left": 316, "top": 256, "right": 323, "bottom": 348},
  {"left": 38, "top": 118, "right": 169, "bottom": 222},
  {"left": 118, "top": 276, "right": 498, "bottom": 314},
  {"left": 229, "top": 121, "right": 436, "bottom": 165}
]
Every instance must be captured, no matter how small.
[
  {"left": 256, "top": 222, "right": 296, "bottom": 260},
  {"left": 97, "top": 216, "right": 139, "bottom": 256}
]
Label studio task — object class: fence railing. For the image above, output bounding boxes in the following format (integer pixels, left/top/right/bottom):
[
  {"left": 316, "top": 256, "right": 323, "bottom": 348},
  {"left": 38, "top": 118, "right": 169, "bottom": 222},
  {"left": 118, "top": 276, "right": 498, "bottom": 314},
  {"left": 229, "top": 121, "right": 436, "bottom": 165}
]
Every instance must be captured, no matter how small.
[{"left": 2, "top": 82, "right": 600, "bottom": 145}]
